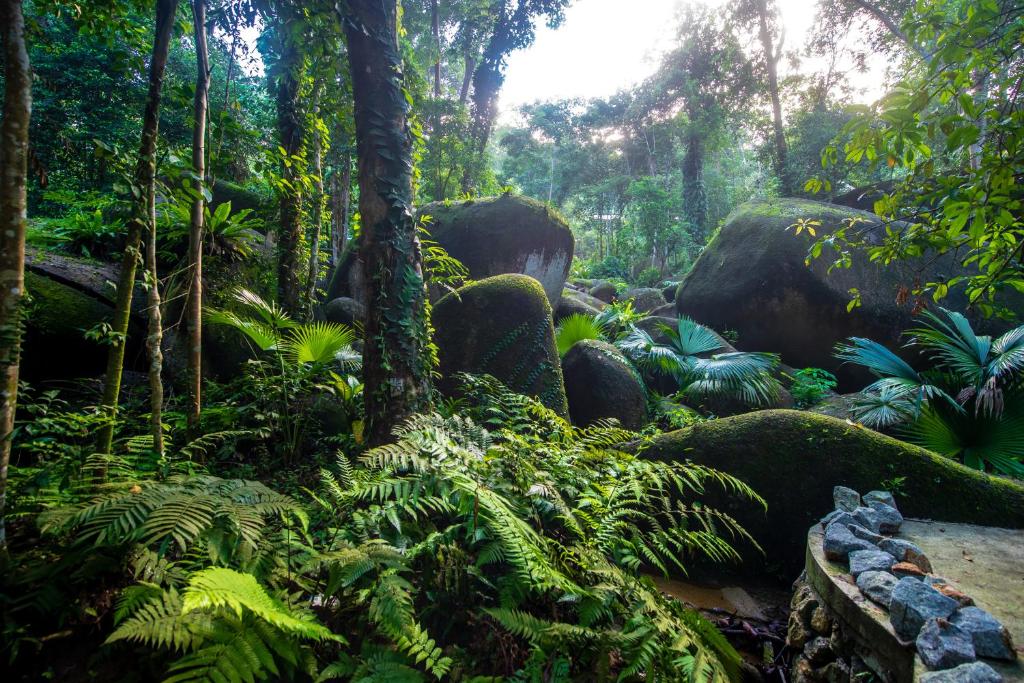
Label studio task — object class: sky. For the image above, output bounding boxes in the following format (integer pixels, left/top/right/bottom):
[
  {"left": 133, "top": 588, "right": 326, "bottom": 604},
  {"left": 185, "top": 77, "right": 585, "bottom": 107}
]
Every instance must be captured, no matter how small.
[{"left": 499, "top": 0, "right": 887, "bottom": 119}]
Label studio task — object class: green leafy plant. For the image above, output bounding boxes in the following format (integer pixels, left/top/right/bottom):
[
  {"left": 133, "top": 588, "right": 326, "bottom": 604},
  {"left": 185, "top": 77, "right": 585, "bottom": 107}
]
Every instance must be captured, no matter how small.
[
  {"left": 554, "top": 313, "right": 607, "bottom": 356},
  {"left": 594, "top": 300, "right": 647, "bottom": 340},
  {"left": 618, "top": 317, "right": 782, "bottom": 408},
  {"left": 836, "top": 307, "right": 1024, "bottom": 476},
  {"left": 790, "top": 368, "right": 838, "bottom": 408}
]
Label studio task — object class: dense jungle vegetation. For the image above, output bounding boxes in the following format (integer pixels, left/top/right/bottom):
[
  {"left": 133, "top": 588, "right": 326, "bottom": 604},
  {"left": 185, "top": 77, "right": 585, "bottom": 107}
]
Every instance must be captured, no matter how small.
[{"left": 0, "top": 0, "right": 1022, "bottom": 681}]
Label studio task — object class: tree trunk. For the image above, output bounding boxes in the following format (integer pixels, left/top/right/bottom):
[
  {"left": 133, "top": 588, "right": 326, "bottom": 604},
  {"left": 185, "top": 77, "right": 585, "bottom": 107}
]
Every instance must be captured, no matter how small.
[
  {"left": 459, "top": 53, "right": 475, "bottom": 104},
  {"left": 432, "top": 0, "right": 442, "bottom": 97},
  {"left": 305, "top": 100, "right": 325, "bottom": 317},
  {"left": 187, "top": 0, "right": 210, "bottom": 436},
  {"left": 338, "top": 150, "right": 351, "bottom": 259},
  {"left": 0, "top": 0, "right": 31, "bottom": 552},
  {"left": 682, "top": 132, "right": 708, "bottom": 240},
  {"left": 96, "top": 0, "right": 178, "bottom": 455},
  {"left": 144, "top": 179, "right": 164, "bottom": 456},
  {"left": 344, "top": 0, "right": 433, "bottom": 445},
  {"left": 274, "top": 5, "right": 305, "bottom": 315},
  {"left": 756, "top": 0, "right": 789, "bottom": 194}
]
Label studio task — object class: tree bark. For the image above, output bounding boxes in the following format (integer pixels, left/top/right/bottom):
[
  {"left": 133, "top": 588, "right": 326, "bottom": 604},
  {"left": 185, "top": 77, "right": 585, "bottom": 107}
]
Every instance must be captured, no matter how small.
[
  {"left": 305, "top": 97, "right": 325, "bottom": 317},
  {"left": 459, "top": 53, "right": 475, "bottom": 104},
  {"left": 97, "top": 0, "right": 178, "bottom": 455},
  {"left": 0, "top": 0, "right": 31, "bottom": 552},
  {"left": 344, "top": 0, "right": 433, "bottom": 444},
  {"left": 187, "top": 0, "right": 210, "bottom": 436},
  {"left": 682, "top": 131, "right": 708, "bottom": 239},
  {"left": 335, "top": 149, "right": 351, "bottom": 262},
  {"left": 432, "top": 0, "right": 442, "bottom": 97},
  {"left": 274, "top": 4, "right": 305, "bottom": 315},
  {"left": 144, "top": 177, "right": 164, "bottom": 456},
  {"left": 755, "top": 0, "right": 789, "bottom": 194}
]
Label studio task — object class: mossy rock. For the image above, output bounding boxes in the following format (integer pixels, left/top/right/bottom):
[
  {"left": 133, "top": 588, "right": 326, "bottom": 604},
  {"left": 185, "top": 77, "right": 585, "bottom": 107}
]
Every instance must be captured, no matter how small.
[
  {"left": 419, "top": 195, "right": 574, "bottom": 305},
  {"left": 22, "top": 271, "right": 124, "bottom": 380},
  {"left": 674, "top": 199, "right": 1023, "bottom": 388},
  {"left": 589, "top": 280, "right": 616, "bottom": 303},
  {"left": 636, "top": 410, "right": 1024, "bottom": 573},
  {"left": 624, "top": 287, "right": 666, "bottom": 313},
  {"left": 562, "top": 339, "right": 647, "bottom": 430},
  {"left": 555, "top": 293, "right": 601, "bottom": 323},
  {"left": 662, "top": 282, "right": 680, "bottom": 302},
  {"left": 432, "top": 274, "right": 568, "bottom": 415},
  {"left": 322, "top": 297, "right": 365, "bottom": 328}
]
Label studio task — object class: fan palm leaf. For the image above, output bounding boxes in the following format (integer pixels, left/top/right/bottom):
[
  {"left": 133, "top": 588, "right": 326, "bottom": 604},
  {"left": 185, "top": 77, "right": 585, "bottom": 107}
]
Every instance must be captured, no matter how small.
[
  {"left": 909, "top": 308, "right": 988, "bottom": 385},
  {"left": 990, "top": 325, "right": 1024, "bottom": 380},
  {"left": 849, "top": 384, "right": 920, "bottom": 428},
  {"left": 665, "top": 317, "right": 725, "bottom": 357},
  {"left": 683, "top": 353, "right": 781, "bottom": 406},
  {"left": 281, "top": 322, "right": 357, "bottom": 365},
  {"left": 204, "top": 309, "right": 279, "bottom": 351},
  {"left": 555, "top": 313, "right": 607, "bottom": 357},
  {"left": 617, "top": 326, "right": 685, "bottom": 375}
]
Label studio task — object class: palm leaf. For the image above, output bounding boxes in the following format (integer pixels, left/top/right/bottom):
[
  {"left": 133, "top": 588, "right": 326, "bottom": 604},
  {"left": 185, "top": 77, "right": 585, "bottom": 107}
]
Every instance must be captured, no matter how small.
[
  {"left": 555, "top": 313, "right": 606, "bottom": 356},
  {"left": 205, "top": 309, "right": 280, "bottom": 351},
  {"left": 281, "top": 322, "right": 357, "bottom": 365},
  {"left": 667, "top": 317, "right": 725, "bottom": 357},
  {"left": 908, "top": 307, "right": 988, "bottom": 385},
  {"left": 989, "top": 324, "right": 1024, "bottom": 381}
]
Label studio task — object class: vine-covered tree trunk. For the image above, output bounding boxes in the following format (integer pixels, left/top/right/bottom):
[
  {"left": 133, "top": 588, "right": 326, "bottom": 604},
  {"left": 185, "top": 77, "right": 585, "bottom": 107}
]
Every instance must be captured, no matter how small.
[
  {"left": 187, "top": 0, "right": 210, "bottom": 436},
  {"left": 96, "top": 0, "right": 179, "bottom": 455},
  {"left": 755, "top": 0, "right": 788, "bottom": 194},
  {"left": 0, "top": 0, "right": 31, "bottom": 551},
  {"left": 274, "top": 4, "right": 305, "bottom": 315},
  {"left": 682, "top": 132, "right": 708, "bottom": 239},
  {"left": 431, "top": 0, "right": 442, "bottom": 97},
  {"left": 344, "top": 0, "right": 433, "bottom": 444},
  {"left": 305, "top": 100, "right": 325, "bottom": 317}
]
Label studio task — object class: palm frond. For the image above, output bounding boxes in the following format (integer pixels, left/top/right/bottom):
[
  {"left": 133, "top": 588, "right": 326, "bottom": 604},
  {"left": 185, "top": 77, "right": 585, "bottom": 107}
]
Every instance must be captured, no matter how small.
[
  {"left": 554, "top": 313, "right": 606, "bottom": 357},
  {"left": 668, "top": 317, "right": 725, "bottom": 357},
  {"left": 281, "top": 322, "right": 357, "bottom": 365}
]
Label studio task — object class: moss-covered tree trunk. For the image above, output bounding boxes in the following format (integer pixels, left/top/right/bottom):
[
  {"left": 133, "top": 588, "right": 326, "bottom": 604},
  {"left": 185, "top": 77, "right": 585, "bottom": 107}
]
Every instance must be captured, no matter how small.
[
  {"left": 143, "top": 172, "right": 164, "bottom": 456},
  {"left": 274, "top": 4, "right": 305, "bottom": 315},
  {"left": 344, "top": 0, "right": 433, "bottom": 444},
  {"left": 186, "top": 0, "right": 210, "bottom": 436},
  {"left": 97, "top": 0, "right": 179, "bottom": 455},
  {"left": 0, "top": 0, "right": 31, "bottom": 551},
  {"left": 755, "top": 0, "right": 788, "bottom": 195}
]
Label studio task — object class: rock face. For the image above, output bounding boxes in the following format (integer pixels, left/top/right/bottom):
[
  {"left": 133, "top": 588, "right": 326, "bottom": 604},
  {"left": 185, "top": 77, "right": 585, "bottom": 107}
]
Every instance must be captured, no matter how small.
[
  {"left": 635, "top": 410, "right": 1024, "bottom": 571},
  {"left": 673, "top": 199, "right": 1018, "bottom": 387},
  {"left": 554, "top": 292, "right": 602, "bottom": 323},
  {"left": 327, "top": 196, "right": 574, "bottom": 306},
  {"left": 432, "top": 274, "right": 568, "bottom": 416},
  {"left": 589, "top": 280, "right": 616, "bottom": 303},
  {"left": 624, "top": 287, "right": 666, "bottom": 313},
  {"left": 561, "top": 340, "right": 647, "bottom": 430},
  {"left": 322, "top": 297, "right": 365, "bottom": 328}
]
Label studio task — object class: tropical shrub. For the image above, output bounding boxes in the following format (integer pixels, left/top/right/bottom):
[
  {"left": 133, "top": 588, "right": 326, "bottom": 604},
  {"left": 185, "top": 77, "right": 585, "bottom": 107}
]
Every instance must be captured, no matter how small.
[
  {"left": 618, "top": 317, "right": 782, "bottom": 408},
  {"left": 594, "top": 300, "right": 647, "bottom": 340},
  {"left": 836, "top": 307, "right": 1024, "bottom": 476},
  {"left": 789, "top": 368, "right": 838, "bottom": 408}
]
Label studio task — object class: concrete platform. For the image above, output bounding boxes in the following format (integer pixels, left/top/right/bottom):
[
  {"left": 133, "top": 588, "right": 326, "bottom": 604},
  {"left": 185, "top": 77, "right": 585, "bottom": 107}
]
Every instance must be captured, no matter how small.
[{"left": 806, "top": 520, "right": 1024, "bottom": 681}]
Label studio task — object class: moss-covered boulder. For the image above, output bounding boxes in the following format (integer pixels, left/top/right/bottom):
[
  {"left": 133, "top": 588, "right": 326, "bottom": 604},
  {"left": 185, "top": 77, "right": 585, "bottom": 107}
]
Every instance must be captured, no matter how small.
[
  {"left": 625, "top": 287, "right": 666, "bottom": 313},
  {"left": 555, "top": 293, "right": 602, "bottom": 323},
  {"left": 22, "top": 271, "right": 122, "bottom": 380},
  {"left": 674, "top": 199, "right": 1019, "bottom": 387},
  {"left": 637, "top": 410, "right": 1024, "bottom": 573},
  {"left": 589, "top": 280, "right": 616, "bottom": 303},
  {"left": 662, "top": 282, "right": 680, "bottom": 302},
  {"left": 562, "top": 339, "right": 647, "bottom": 430},
  {"left": 418, "top": 195, "right": 574, "bottom": 305},
  {"left": 432, "top": 274, "right": 568, "bottom": 415},
  {"left": 322, "top": 297, "right": 365, "bottom": 328}
]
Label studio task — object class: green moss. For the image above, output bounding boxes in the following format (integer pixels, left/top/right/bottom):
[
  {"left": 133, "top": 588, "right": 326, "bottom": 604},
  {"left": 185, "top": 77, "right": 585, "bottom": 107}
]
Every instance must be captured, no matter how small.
[
  {"left": 25, "top": 271, "right": 112, "bottom": 336},
  {"left": 637, "top": 409, "right": 1024, "bottom": 572},
  {"left": 432, "top": 274, "right": 568, "bottom": 415}
]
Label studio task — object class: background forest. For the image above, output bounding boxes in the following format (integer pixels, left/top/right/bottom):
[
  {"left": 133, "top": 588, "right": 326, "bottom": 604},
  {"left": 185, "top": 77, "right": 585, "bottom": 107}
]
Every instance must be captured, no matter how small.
[{"left": 1, "top": 0, "right": 1023, "bottom": 681}]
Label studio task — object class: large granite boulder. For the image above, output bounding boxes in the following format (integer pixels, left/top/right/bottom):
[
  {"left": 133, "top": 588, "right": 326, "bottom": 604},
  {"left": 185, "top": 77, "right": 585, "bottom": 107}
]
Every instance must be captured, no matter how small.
[
  {"left": 554, "top": 292, "right": 602, "bottom": 323},
  {"left": 635, "top": 410, "right": 1024, "bottom": 572},
  {"left": 674, "top": 199, "right": 1021, "bottom": 387},
  {"left": 625, "top": 287, "right": 667, "bottom": 313},
  {"left": 432, "top": 274, "right": 568, "bottom": 415},
  {"left": 562, "top": 339, "right": 647, "bottom": 430},
  {"left": 327, "top": 196, "right": 574, "bottom": 306},
  {"left": 322, "top": 297, "right": 365, "bottom": 328}
]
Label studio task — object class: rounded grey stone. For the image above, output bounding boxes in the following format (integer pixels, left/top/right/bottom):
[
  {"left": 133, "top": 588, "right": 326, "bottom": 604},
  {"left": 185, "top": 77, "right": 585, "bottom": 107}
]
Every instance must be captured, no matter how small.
[
  {"left": 863, "top": 490, "right": 897, "bottom": 509},
  {"left": 951, "top": 606, "right": 1016, "bottom": 661},
  {"left": 856, "top": 570, "right": 900, "bottom": 608},
  {"left": 833, "top": 485, "right": 862, "bottom": 513},
  {"left": 824, "top": 522, "right": 877, "bottom": 562},
  {"left": 848, "top": 549, "right": 896, "bottom": 577},
  {"left": 918, "top": 661, "right": 1002, "bottom": 683}
]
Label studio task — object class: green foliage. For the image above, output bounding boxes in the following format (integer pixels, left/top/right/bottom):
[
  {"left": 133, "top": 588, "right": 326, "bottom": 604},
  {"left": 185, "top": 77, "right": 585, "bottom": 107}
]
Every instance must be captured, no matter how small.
[
  {"left": 805, "top": 0, "right": 1024, "bottom": 313},
  {"left": 837, "top": 307, "right": 1024, "bottom": 476},
  {"left": 593, "top": 300, "right": 646, "bottom": 341},
  {"left": 789, "top": 368, "right": 838, "bottom": 408},
  {"left": 618, "top": 318, "right": 782, "bottom": 408},
  {"left": 554, "top": 313, "right": 606, "bottom": 356}
]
